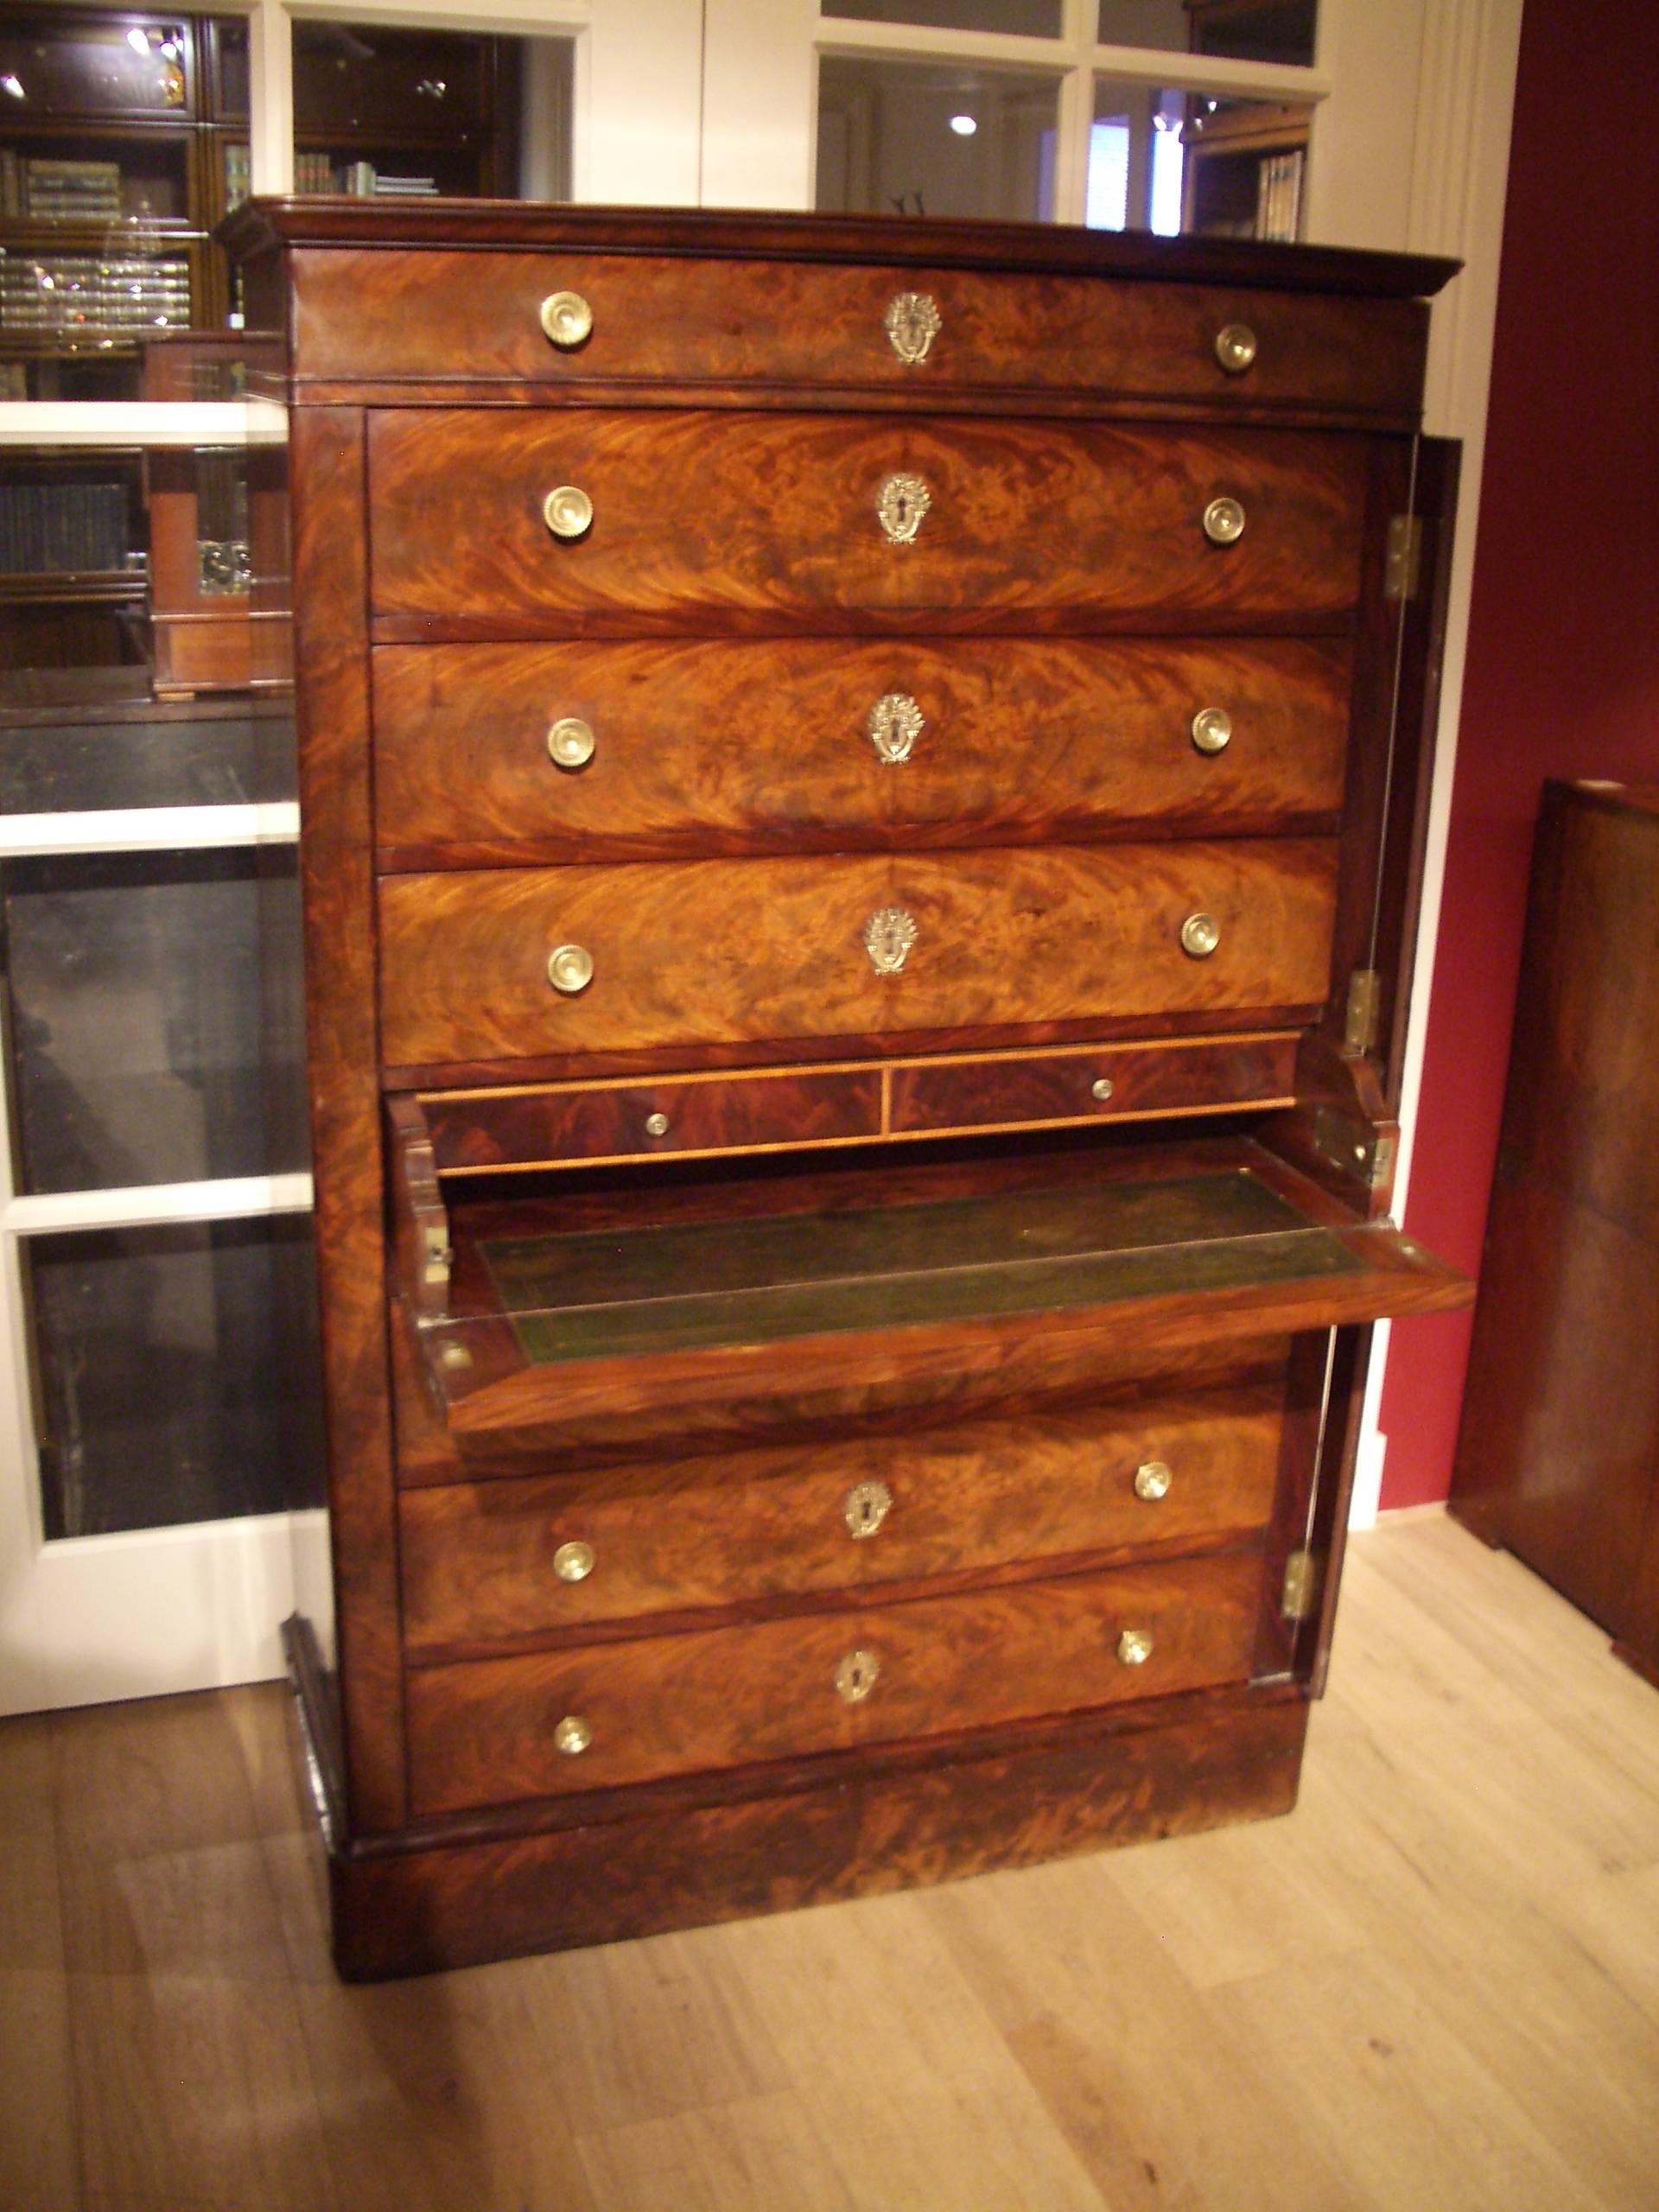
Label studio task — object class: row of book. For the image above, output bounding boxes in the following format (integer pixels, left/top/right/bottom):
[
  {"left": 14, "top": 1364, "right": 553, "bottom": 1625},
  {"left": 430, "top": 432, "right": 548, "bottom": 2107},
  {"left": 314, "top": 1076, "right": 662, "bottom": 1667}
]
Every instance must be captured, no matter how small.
[
  {"left": 1255, "top": 148, "right": 1304, "bottom": 244},
  {"left": 0, "top": 482, "right": 136, "bottom": 578},
  {"left": 0, "top": 253, "right": 192, "bottom": 334},
  {"left": 292, "top": 153, "right": 441, "bottom": 197},
  {"left": 0, "top": 153, "right": 182, "bottom": 225}
]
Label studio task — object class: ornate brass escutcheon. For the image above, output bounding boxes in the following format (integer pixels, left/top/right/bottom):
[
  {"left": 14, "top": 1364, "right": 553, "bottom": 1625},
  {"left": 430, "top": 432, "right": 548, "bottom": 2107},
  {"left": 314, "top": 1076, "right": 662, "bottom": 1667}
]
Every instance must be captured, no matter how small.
[
  {"left": 547, "top": 715, "right": 595, "bottom": 769},
  {"left": 1214, "top": 321, "right": 1257, "bottom": 373},
  {"left": 863, "top": 906, "right": 918, "bottom": 976},
  {"left": 547, "top": 943, "right": 594, "bottom": 994},
  {"left": 543, "top": 484, "right": 594, "bottom": 540},
  {"left": 1179, "top": 912, "right": 1220, "bottom": 959},
  {"left": 539, "top": 289, "right": 594, "bottom": 349},
  {"left": 843, "top": 1478, "right": 893, "bottom": 1539},
  {"left": 836, "top": 1648, "right": 880, "bottom": 1704},
  {"left": 554, "top": 1541, "right": 594, "bottom": 1582},
  {"left": 1116, "top": 1628, "right": 1154, "bottom": 1666},
  {"left": 1191, "top": 707, "right": 1232, "bottom": 754},
  {"left": 877, "top": 473, "right": 931, "bottom": 544},
  {"left": 1134, "top": 1459, "right": 1173, "bottom": 1502},
  {"left": 868, "top": 691, "right": 924, "bottom": 764},
  {"left": 1202, "top": 495, "right": 1246, "bottom": 545},
  {"left": 553, "top": 1713, "right": 593, "bottom": 1754},
  {"left": 884, "top": 291, "right": 942, "bottom": 364}
]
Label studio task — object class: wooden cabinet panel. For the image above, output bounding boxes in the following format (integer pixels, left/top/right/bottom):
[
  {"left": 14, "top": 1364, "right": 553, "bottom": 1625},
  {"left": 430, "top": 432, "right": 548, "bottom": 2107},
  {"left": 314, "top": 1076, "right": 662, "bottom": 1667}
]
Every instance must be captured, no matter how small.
[
  {"left": 399, "top": 1381, "right": 1287, "bottom": 1650},
  {"left": 372, "top": 635, "right": 1351, "bottom": 868},
  {"left": 378, "top": 840, "right": 1339, "bottom": 1069},
  {"left": 405, "top": 1550, "right": 1265, "bottom": 1814},
  {"left": 888, "top": 1033, "right": 1299, "bottom": 1135},
  {"left": 366, "top": 411, "right": 1372, "bottom": 635}
]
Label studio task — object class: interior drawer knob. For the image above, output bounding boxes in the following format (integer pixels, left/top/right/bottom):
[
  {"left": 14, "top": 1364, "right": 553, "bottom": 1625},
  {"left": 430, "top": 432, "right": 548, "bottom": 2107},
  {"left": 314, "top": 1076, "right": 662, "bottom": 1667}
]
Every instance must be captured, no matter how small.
[
  {"left": 1202, "top": 496, "right": 1246, "bottom": 545},
  {"left": 1215, "top": 321, "right": 1258, "bottom": 373},
  {"left": 644, "top": 1111, "right": 671, "bottom": 1139},
  {"left": 543, "top": 484, "right": 594, "bottom": 540},
  {"left": 547, "top": 716, "right": 595, "bottom": 769},
  {"left": 1116, "top": 1628, "right": 1154, "bottom": 1667},
  {"left": 553, "top": 1541, "right": 594, "bottom": 1582},
  {"left": 1134, "top": 1459, "right": 1173, "bottom": 1502},
  {"left": 1180, "top": 912, "right": 1220, "bottom": 959},
  {"left": 553, "top": 1713, "right": 593, "bottom": 1755},
  {"left": 547, "top": 943, "right": 594, "bottom": 995},
  {"left": 836, "top": 1648, "right": 880, "bottom": 1704},
  {"left": 539, "top": 289, "right": 594, "bottom": 348},
  {"left": 843, "top": 1478, "right": 893, "bottom": 1538},
  {"left": 1090, "top": 1076, "right": 1115, "bottom": 1103},
  {"left": 1191, "top": 707, "right": 1233, "bottom": 754}
]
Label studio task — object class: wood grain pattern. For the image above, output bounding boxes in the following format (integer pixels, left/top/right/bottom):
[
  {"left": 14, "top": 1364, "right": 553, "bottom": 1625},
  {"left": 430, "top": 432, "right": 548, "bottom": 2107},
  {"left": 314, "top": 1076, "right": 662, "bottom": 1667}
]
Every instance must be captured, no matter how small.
[
  {"left": 398, "top": 1382, "right": 1287, "bottom": 1653},
  {"left": 887, "top": 1031, "right": 1299, "bottom": 1135},
  {"left": 366, "top": 412, "right": 1371, "bottom": 636},
  {"left": 292, "top": 248, "right": 1429, "bottom": 416},
  {"left": 372, "top": 635, "right": 1351, "bottom": 868},
  {"left": 377, "top": 840, "right": 1340, "bottom": 1068},
  {"left": 404, "top": 1551, "right": 1265, "bottom": 1815}
]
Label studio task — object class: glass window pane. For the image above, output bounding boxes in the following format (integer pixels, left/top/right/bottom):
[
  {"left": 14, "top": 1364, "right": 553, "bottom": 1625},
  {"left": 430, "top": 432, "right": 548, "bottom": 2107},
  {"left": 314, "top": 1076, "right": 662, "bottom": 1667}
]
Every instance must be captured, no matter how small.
[
  {"left": 0, "top": 693, "right": 296, "bottom": 811},
  {"left": 2, "top": 847, "right": 305, "bottom": 1194},
  {"left": 823, "top": 1, "right": 1062, "bottom": 35},
  {"left": 29, "top": 1215, "right": 326, "bottom": 1539},
  {"left": 817, "top": 59, "right": 1060, "bottom": 223},
  {"left": 1090, "top": 80, "right": 1309, "bottom": 238},
  {"left": 1096, "top": 1, "right": 1315, "bottom": 65}
]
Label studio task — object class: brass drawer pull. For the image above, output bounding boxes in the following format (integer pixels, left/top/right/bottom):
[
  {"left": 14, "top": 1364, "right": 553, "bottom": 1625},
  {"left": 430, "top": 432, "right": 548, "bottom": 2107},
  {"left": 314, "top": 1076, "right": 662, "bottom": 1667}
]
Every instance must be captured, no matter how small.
[
  {"left": 1116, "top": 1629, "right": 1154, "bottom": 1667},
  {"left": 1202, "top": 496, "right": 1246, "bottom": 545},
  {"left": 543, "top": 485, "right": 594, "bottom": 540},
  {"left": 1134, "top": 1459, "right": 1172, "bottom": 1502},
  {"left": 1215, "top": 322, "right": 1257, "bottom": 373},
  {"left": 863, "top": 906, "right": 918, "bottom": 976},
  {"left": 553, "top": 1713, "right": 593, "bottom": 1755},
  {"left": 877, "top": 473, "right": 931, "bottom": 544},
  {"left": 1191, "top": 707, "right": 1232, "bottom": 754},
  {"left": 547, "top": 716, "right": 595, "bottom": 769},
  {"left": 547, "top": 943, "right": 594, "bottom": 994},
  {"left": 885, "top": 291, "right": 941, "bottom": 364},
  {"left": 1180, "top": 912, "right": 1220, "bottom": 959},
  {"left": 868, "top": 691, "right": 923, "bottom": 764},
  {"left": 553, "top": 1541, "right": 594, "bottom": 1582},
  {"left": 539, "top": 289, "right": 594, "bottom": 348},
  {"left": 836, "top": 1648, "right": 880, "bottom": 1704},
  {"left": 843, "top": 1478, "right": 893, "bottom": 1539},
  {"left": 644, "top": 1111, "right": 671, "bottom": 1139},
  {"left": 1090, "top": 1076, "right": 1115, "bottom": 1103}
]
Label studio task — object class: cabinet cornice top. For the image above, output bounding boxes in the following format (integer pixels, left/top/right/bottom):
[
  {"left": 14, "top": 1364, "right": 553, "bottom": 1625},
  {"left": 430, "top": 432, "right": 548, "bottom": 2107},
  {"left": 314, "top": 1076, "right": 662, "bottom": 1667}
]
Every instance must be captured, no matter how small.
[{"left": 220, "top": 198, "right": 1459, "bottom": 302}]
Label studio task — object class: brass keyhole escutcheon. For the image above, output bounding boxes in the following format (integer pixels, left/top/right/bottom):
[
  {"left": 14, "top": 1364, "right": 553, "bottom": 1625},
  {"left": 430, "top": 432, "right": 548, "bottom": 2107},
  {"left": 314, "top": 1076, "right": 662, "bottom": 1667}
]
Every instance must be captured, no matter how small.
[
  {"left": 1215, "top": 322, "right": 1257, "bottom": 373},
  {"left": 843, "top": 1478, "right": 893, "bottom": 1539},
  {"left": 868, "top": 691, "right": 924, "bottom": 764},
  {"left": 877, "top": 473, "right": 931, "bottom": 544},
  {"left": 1202, "top": 496, "right": 1246, "bottom": 545},
  {"left": 547, "top": 716, "right": 595, "bottom": 769},
  {"left": 1180, "top": 912, "right": 1220, "bottom": 959},
  {"left": 543, "top": 485, "right": 594, "bottom": 540},
  {"left": 1116, "top": 1629, "right": 1154, "bottom": 1667},
  {"left": 884, "top": 291, "right": 941, "bottom": 364},
  {"left": 553, "top": 1541, "right": 594, "bottom": 1582},
  {"left": 1191, "top": 707, "right": 1233, "bottom": 755},
  {"left": 547, "top": 943, "right": 594, "bottom": 995},
  {"left": 836, "top": 1648, "right": 880, "bottom": 1704},
  {"left": 554, "top": 1713, "right": 593, "bottom": 1755},
  {"left": 539, "top": 289, "right": 594, "bottom": 349},
  {"left": 1134, "top": 1459, "right": 1172, "bottom": 1502}
]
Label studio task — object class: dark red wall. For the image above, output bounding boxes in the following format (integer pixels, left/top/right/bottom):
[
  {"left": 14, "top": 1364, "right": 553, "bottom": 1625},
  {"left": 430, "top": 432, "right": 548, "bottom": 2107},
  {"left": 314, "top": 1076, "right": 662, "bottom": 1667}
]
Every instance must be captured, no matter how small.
[{"left": 1379, "top": 0, "right": 1659, "bottom": 1506}]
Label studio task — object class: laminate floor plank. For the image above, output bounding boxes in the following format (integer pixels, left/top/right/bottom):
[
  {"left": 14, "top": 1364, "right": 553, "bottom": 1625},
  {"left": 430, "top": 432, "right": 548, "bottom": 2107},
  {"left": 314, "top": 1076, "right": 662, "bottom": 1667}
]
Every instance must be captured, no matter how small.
[
  {"left": 575, "top": 2093, "right": 859, "bottom": 2212},
  {"left": 0, "top": 1967, "right": 81, "bottom": 2212}
]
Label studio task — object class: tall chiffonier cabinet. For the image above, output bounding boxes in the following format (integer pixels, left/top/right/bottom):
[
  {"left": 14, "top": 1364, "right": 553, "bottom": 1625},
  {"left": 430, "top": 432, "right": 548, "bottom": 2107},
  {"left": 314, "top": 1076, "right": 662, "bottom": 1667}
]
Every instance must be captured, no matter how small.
[{"left": 226, "top": 200, "right": 1470, "bottom": 1978}]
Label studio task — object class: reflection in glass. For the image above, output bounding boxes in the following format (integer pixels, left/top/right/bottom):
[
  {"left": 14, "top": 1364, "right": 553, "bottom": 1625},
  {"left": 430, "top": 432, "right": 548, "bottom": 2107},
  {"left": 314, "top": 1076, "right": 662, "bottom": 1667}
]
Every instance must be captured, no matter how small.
[
  {"left": 823, "top": 1, "right": 1062, "bottom": 34},
  {"left": 1089, "top": 80, "right": 1309, "bottom": 238},
  {"left": 1096, "top": 0, "right": 1315, "bottom": 65},
  {"left": 0, "top": 696, "right": 296, "bottom": 812},
  {"left": 29, "top": 1215, "right": 326, "bottom": 1539},
  {"left": 818, "top": 58, "right": 1060, "bottom": 222},
  {"left": 2, "top": 846, "right": 305, "bottom": 1194},
  {"left": 1088, "top": 82, "right": 1185, "bottom": 233}
]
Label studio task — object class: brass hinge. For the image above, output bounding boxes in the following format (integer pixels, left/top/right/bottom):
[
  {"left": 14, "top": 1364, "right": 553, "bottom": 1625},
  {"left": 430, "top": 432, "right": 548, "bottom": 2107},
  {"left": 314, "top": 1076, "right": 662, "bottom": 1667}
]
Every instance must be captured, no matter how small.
[
  {"left": 1311, "top": 1105, "right": 1395, "bottom": 1193},
  {"left": 1282, "top": 1548, "right": 1319, "bottom": 1623},
  {"left": 1384, "top": 514, "right": 1423, "bottom": 601},
  {"left": 1344, "top": 968, "right": 1382, "bottom": 1056}
]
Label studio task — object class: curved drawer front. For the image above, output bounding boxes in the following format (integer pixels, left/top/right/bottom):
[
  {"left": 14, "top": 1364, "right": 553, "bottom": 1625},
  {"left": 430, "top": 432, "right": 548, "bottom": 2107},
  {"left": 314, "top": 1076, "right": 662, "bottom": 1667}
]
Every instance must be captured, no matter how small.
[
  {"left": 378, "top": 840, "right": 1339, "bottom": 1067},
  {"left": 404, "top": 1549, "right": 1264, "bottom": 1814},
  {"left": 400, "top": 1386, "right": 1286, "bottom": 1650},
  {"left": 298, "top": 247, "right": 1427, "bottom": 416},
  {"left": 366, "top": 411, "right": 1370, "bottom": 632},
  {"left": 372, "top": 636, "right": 1351, "bottom": 867}
]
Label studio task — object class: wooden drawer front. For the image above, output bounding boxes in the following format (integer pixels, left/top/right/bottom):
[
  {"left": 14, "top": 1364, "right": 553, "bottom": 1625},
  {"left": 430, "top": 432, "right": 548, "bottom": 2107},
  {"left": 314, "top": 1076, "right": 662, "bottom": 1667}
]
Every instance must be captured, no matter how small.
[
  {"left": 404, "top": 1549, "right": 1264, "bottom": 1814},
  {"left": 378, "top": 840, "right": 1338, "bottom": 1068},
  {"left": 399, "top": 1385, "right": 1287, "bottom": 1649},
  {"left": 889, "top": 1033, "right": 1300, "bottom": 1136},
  {"left": 423, "top": 1066, "right": 881, "bottom": 1173},
  {"left": 372, "top": 637, "right": 1351, "bottom": 868},
  {"left": 297, "top": 247, "right": 1427, "bottom": 416},
  {"left": 366, "top": 411, "right": 1370, "bottom": 633}
]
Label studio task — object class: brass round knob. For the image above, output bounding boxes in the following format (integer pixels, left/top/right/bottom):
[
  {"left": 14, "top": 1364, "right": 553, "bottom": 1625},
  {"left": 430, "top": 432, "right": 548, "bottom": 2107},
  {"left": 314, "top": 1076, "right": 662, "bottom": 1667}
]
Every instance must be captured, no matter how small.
[
  {"left": 553, "top": 1541, "right": 594, "bottom": 1582},
  {"left": 547, "top": 943, "right": 594, "bottom": 994},
  {"left": 438, "top": 1340, "right": 472, "bottom": 1371},
  {"left": 1116, "top": 1629, "right": 1154, "bottom": 1667},
  {"left": 1215, "top": 322, "right": 1257, "bottom": 373},
  {"left": 644, "top": 1111, "right": 670, "bottom": 1139},
  {"left": 543, "top": 485, "right": 594, "bottom": 540},
  {"left": 1090, "top": 1077, "right": 1115, "bottom": 1103},
  {"left": 1202, "top": 496, "right": 1246, "bottom": 546},
  {"left": 553, "top": 1713, "right": 593, "bottom": 1755},
  {"left": 547, "top": 716, "right": 595, "bottom": 769},
  {"left": 836, "top": 1648, "right": 880, "bottom": 1704},
  {"left": 1180, "top": 912, "right": 1220, "bottom": 959},
  {"left": 539, "top": 289, "right": 594, "bottom": 348},
  {"left": 1191, "top": 707, "right": 1233, "bottom": 755},
  {"left": 1134, "top": 1459, "right": 1173, "bottom": 1502},
  {"left": 843, "top": 1478, "right": 893, "bottom": 1539}
]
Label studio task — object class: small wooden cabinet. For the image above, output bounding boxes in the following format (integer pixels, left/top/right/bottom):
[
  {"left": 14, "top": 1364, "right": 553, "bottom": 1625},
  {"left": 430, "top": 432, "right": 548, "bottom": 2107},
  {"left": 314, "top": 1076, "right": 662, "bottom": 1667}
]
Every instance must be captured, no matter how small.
[
  {"left": 227, "top": 200, "right": 1468, "bottom": 1977},
  {"left": 1450, "top": 780, "right": 1659, "bottom": 1689}
]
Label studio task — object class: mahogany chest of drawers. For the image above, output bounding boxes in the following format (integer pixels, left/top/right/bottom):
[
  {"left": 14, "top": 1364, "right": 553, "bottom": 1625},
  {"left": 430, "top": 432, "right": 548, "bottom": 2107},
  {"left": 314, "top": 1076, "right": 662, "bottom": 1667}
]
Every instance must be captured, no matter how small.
[{"left": 228, "top": 201, "right": 1468, "bottom": 1978}]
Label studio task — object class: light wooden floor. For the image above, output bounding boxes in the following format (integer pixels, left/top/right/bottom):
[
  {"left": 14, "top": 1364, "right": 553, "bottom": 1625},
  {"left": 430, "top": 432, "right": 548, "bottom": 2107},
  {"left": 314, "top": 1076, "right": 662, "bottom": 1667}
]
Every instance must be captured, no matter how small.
[{"left": 4, "top": 1510, "right": 1659, "bottom": 2212}]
